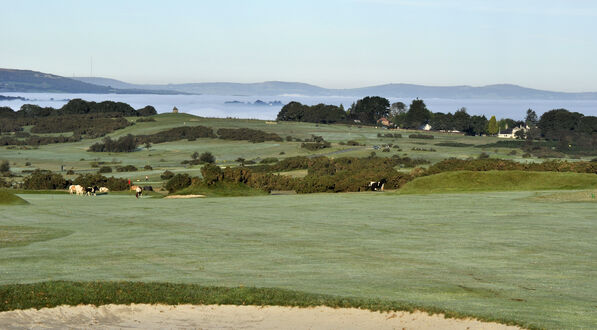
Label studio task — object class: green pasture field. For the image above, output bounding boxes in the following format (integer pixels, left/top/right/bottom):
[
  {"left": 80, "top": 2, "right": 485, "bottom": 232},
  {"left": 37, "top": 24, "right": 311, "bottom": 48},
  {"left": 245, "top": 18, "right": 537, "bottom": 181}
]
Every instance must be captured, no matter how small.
[
  {"left": 1, "top": 113, "right": 569, "bottom": 186},
  {"left": 1, "top": 191, "right": 596, "bottom": 329}
]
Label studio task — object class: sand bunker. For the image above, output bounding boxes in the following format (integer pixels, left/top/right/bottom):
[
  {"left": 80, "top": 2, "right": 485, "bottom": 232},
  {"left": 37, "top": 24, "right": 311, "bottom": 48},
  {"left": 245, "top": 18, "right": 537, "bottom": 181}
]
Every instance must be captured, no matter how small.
[
  {"left": 164, "top": 194, "right": 206, "bottom": 199},
  {"left": 0, "top": 304, "right": 521, "bottom": 329}
]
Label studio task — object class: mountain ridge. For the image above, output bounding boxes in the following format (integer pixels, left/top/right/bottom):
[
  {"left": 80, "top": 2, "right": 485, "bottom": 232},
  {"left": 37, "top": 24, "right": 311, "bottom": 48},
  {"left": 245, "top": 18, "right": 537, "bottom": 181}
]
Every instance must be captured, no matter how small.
[
  {"left": 2, "top": 68, "right": 597, "bottom": 99},
  {"left": 74, "top": 77, "right": 597, "bottom": 99}
]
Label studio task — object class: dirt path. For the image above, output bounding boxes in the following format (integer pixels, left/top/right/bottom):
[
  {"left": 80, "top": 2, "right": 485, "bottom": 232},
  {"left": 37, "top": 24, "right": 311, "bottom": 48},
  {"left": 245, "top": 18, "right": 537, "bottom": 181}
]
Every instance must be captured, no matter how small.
[{"left": 0, "top": 304, "right": 522, "bottom": 329}]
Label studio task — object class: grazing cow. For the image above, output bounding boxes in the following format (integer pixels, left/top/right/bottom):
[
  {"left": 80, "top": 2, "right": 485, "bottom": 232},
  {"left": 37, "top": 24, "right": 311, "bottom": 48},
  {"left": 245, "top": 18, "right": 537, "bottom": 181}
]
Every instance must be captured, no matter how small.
[
  {"left": 135, "top": 186, "right": 143, "bottom": 199},
  {"left": 68, "top": 185, "right": 76, "bottom": 195},
  {"left": 142, "top": 186, "right": 153, "bottom": 191},
  {"left": 74, "top": 185, "right": 85, "bottom": 196},
  {"left": 368, "top": 179, "right": 387, "bottom": 191},
  {"left": 98, "top": 187, "right": 109, "bottom": 193},
  {"left": 85, "top": 186, "right": 99, "bottom": 196}
]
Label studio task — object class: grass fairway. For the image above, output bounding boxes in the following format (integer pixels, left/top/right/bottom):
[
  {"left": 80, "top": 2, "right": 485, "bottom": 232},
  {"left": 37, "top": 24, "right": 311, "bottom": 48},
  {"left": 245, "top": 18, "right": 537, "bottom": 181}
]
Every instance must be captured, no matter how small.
[
  {"left": 399, "top": 170, "right": 597, "bottom": 194},
  {"left": 1, "top": 192, "right": 596, "bottom": 328}
]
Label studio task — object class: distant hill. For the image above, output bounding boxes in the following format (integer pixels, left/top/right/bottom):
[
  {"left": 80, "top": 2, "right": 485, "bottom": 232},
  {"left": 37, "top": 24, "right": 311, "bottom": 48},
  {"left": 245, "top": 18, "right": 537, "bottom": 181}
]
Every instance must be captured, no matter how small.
[
  {"left": 0, "top": 69, "right": 185, "bottom": 94},
  {"left": 76, "top": 77, "right": 597, "bottom": 99},
  {"left": 3, "top": 68, "right": 597, "bottom": 99}
]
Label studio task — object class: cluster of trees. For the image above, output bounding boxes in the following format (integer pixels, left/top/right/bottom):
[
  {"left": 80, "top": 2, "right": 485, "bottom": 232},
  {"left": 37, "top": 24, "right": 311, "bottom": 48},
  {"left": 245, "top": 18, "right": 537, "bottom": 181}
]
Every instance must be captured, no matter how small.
[
  {"left": 277, "top": 96, "right": 391, "bottom": 125},
  {"left": 0, "top": 99, "right": 156, "bottom": 119},
  {"left": 537, "top": 109, "right": 597, "bottom": 153},
  {"left": 0, "top": 99, "right": 156, "bottom": 143},
  {"left": 276, "top": 102, "right": 347, "bottom": 124}
]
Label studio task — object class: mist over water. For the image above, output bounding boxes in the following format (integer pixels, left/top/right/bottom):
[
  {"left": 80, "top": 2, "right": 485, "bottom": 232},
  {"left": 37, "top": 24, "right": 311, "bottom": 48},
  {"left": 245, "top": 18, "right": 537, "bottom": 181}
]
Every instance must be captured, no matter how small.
[{"left": 1, "top": 92, "right": 596, "bottom": 120}]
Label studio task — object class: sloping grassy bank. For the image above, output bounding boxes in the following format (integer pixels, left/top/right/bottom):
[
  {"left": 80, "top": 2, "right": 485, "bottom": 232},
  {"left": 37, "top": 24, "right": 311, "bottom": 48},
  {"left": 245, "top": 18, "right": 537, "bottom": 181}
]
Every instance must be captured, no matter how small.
[
  {"left": 0, "top": 281, "right": 532, "bottom": 329},
  {"left": 0, "top": 190, "right": 28, "bottom": 205},
  {"left": 399, "top": 170, "right": 597, "bottom": 194}
]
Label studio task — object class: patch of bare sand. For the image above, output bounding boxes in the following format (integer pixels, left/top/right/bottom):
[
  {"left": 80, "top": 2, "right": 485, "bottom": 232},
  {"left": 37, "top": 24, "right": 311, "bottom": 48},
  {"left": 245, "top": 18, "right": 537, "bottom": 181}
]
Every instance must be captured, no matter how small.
[
  {"left": 0, "top": 304, "right": 522, "bottom": 329},
  {"left": 164, "top": 194, "right": 205, "bottom": 199}
]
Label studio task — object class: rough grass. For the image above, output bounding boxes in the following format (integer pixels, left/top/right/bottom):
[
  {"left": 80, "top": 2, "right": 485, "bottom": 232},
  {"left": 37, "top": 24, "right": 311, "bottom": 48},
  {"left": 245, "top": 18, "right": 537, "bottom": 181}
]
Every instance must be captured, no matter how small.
[
  {"left": 0, "top": 190, "right": 28, "bottom": 205},
  {"left": 0, "top": 281, "right": 535, "bottom": 329},
  {"left": 1, "top": 192, "right": 596, "bottom": 329},
  {"left": 398, "top": 170, "right": 597, "bottom": 194},
  {"left": 531, "top": 190, "right": 597, "bottom": 203},
  {"left": 176, "top": 182, "right": 268, "bottom": 197}
]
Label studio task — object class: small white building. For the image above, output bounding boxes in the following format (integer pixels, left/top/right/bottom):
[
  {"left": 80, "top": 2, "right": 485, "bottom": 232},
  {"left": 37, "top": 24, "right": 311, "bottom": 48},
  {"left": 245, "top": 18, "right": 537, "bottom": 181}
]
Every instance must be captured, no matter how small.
[
  {"left": 498, "top": 125, "right": 529, "bottom": 139},
  {"left": 420, "top": 123, "right": 432, "bottom": 131}
]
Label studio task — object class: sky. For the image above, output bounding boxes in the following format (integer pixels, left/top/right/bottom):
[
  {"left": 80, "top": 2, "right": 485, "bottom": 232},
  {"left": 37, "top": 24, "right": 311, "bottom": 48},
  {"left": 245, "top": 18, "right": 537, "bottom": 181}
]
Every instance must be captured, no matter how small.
[{"left": 1, "top": 0, "right": 596, "bottom": 92}]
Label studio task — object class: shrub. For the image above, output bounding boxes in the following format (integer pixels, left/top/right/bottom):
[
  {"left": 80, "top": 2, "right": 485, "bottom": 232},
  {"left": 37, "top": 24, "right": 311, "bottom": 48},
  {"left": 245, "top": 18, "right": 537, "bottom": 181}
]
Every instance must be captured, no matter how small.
[
  {"left": 0, "top": 160, "right": 10, "bottom": 173},
  {"left": 143, "top": 165, "right": 153, "bottom": 170},
  {"left": 98, "top": 166, "right": 112, "bottom": 173},
  {"left": 66, "top": 169, "right": 75, "bottom": 175},
  {"left": 23, "top": 170, "right": 68, "bottom": 190},
  {"left": 216, "top": 128, "right": 283, "bottom": 143},
  {"left": 73, "top": 173, "right": 129, "bottom": 191},
  {"left": 199, "top": 152, "right": 216, "bottom": 164},
  {"left": 435, "top": 142, "right": 473, "bottom": 147},
  {"left": 160, "top": 170, "right": 175, "bottom": 180},
  {"left": 165, "top": 173, "right": 192, "bottom": 193},
  {"left": 116, "top": 165, "right": 138, "bottom": 172},
  {"left": 409, "top": 133, "right": 434, "bottom": 139},
  {"left": 89, "top": 134, "right": 137, "bottom": 152},
  {"left": 346, "top": 140, "right": 361, "bottom": 146},
  {"left": 478, "top": 152, "right": 490, "bottom": 159},
  {"left": 260, "top": 157, "right": 278, "bottom": 164}
]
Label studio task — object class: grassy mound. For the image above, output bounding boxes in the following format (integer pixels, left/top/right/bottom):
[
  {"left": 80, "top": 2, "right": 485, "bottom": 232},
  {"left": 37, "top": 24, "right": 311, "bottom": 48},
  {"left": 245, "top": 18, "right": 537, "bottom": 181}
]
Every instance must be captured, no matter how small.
[
  {"left": 175, "top": 182, "right": 268, "bottom": 197},
  {"left": 0, "top": 190, "right": 28, "bottom": 205},
  {"left": 399, "top": 170, "right": 597, "bottom": 194},
  {"left": 0, "top": 281, "right": 534, "bottom": 329}
]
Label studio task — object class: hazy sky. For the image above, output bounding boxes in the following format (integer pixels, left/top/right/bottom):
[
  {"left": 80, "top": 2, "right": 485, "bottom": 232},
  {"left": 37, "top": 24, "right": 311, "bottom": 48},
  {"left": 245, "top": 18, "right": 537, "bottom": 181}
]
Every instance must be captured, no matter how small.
[{"left": 2, "top": 0, "right": 596, "bottom": 91}]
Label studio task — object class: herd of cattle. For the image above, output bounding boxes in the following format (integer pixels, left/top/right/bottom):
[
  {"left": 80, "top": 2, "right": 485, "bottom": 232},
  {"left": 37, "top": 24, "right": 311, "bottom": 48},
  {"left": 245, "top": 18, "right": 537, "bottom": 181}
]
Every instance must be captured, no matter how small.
[{"left": 68, "top": 185, "right": 153, "bottom": 197}]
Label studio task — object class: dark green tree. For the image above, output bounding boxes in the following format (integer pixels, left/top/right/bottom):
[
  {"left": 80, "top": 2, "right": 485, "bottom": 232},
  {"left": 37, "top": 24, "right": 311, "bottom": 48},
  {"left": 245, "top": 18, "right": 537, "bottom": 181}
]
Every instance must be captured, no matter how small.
[
  {"left": 348, "top": 96, "right": 390, "bottom": 124},
  {"left": 525, "top": 109, "right": 538, "bottom": 127},
  {"left": 405, "top": 99, "right": 431, "bottom": 129}
]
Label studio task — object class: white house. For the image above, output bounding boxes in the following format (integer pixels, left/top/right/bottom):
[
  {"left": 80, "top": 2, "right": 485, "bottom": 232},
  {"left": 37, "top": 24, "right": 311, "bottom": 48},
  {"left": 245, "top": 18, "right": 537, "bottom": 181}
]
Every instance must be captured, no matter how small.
[{"left": 498, "top": 125, "right": 529, "bottom": 139}]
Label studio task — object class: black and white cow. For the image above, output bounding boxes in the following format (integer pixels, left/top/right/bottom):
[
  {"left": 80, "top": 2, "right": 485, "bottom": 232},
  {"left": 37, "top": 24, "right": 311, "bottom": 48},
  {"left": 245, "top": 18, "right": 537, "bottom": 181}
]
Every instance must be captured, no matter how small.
[
  {"left": 85, "top": 186, "right": 99, "bottom": 196},
  {"left": 142, "top": 186, "right": 153, "bottom": 191},
  {"left": 368, "top": 179, "right": 387, "bottom": 191}
]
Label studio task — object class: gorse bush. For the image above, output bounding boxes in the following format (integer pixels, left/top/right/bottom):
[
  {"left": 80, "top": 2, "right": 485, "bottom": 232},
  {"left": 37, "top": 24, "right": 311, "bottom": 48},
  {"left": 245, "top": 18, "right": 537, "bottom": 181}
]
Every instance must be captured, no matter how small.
[
  {"left": 135, "top": 126, "right": 216, "bottom": 144},
  {"left": 160, "top": 170, "right": 175, "bottom": 180},
  {"left": 98, "top": 166, "right": 112, "bottom": 173},
  {"left": 165, "top": 174, "right": 193, "bottom": 193},
  {"left": 116, "top": 165, "right": 138, "bottom": 172},
  {"left": 409, "top": 133, "right": 434, "bottom": 139},
  {"left": 89, "top": 134, "right": 137, "bottom": 152},
  {"left": 73, "top": 173, "right": 129, "bottom": 191},
  {"left": 23, "top": 170, "right": 68, "bottom": 190},
  {"left": 216, "top": 128, "right": 283, "bottom": 143},
  {"left": 199, "top": 152, "right": 216, "bottom": 164}
]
